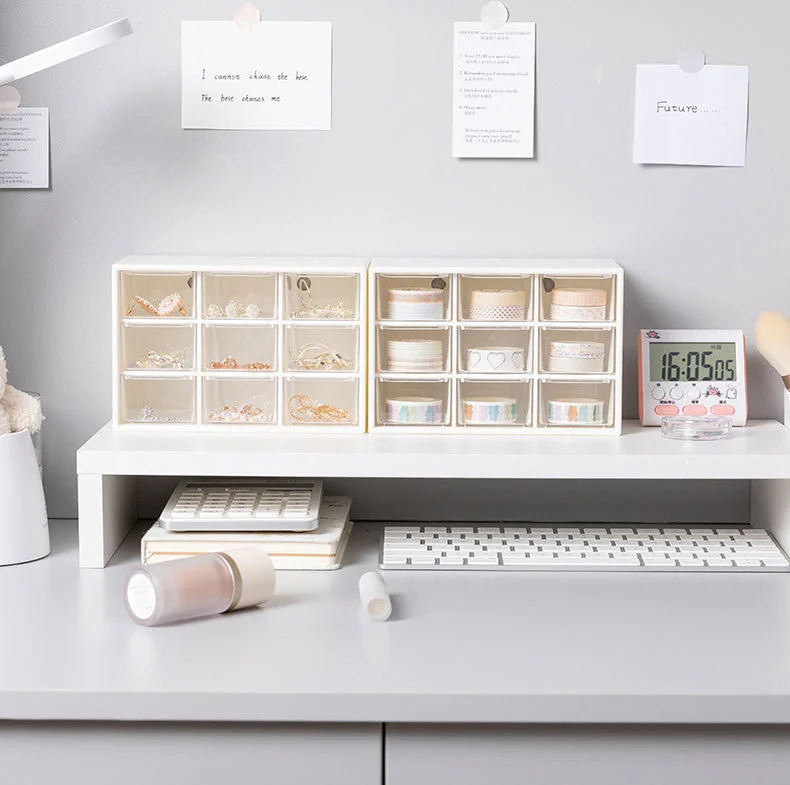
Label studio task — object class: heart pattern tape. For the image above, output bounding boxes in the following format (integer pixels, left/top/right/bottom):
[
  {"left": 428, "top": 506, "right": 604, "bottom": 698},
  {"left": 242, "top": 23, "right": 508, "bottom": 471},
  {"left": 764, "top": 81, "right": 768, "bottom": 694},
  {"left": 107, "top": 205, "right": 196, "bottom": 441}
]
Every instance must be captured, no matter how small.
[{"left": 466, "top": 346, "right": 525, "bottom": 373}]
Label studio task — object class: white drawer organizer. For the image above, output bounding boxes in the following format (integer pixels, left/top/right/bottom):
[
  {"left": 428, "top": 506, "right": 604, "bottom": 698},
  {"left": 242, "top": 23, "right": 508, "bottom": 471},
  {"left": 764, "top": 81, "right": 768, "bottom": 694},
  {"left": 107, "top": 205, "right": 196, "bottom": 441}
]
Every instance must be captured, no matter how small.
[
  {"left": 114, "top": 257, "right": 367, "bottom": 432},
  {"left": 369, "top": 259, "right": 624, "bottom": 434}
]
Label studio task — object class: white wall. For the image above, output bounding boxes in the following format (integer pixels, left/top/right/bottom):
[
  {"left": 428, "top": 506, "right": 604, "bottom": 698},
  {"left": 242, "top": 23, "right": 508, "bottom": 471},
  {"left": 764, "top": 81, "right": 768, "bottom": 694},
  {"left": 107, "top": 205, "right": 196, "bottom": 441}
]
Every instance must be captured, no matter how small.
[{"left": 1, "top": 0, "right": 788, "bottom": 517}]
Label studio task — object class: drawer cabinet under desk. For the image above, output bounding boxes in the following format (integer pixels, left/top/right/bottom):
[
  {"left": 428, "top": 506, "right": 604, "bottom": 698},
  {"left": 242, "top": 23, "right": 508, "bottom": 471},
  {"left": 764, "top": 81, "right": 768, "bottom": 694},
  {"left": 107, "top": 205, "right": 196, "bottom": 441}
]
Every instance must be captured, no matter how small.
[
  {"left": 0, "top": 722, "right": 382, "bottom": 785},
  {"left": 385, "top": 725, "right": 790, "bottom": 785}
]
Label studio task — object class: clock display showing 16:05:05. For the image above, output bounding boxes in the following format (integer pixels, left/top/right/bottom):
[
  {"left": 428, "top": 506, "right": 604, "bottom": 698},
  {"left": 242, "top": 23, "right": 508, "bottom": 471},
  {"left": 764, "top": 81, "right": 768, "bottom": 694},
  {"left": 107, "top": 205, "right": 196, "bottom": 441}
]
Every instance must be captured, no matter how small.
[{"left": 649, "top": 342, "right": 736, "bottom": 383}]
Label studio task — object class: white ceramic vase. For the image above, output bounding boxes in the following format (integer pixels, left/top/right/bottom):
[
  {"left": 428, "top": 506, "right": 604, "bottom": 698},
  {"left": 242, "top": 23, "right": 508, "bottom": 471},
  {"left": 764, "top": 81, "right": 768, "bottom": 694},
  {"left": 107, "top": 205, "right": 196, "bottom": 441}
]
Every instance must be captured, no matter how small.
[{"left": 0, "top": 431, "right": 49, "bottom": 566}]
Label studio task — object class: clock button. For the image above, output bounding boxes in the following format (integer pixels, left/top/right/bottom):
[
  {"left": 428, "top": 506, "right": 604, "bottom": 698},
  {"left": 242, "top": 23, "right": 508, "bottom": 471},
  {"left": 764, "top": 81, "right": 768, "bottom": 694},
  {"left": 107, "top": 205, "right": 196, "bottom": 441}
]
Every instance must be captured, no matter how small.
[
  {"left": 711, "top": 404, "right": 736, "bottom": 416},
  {"left": 726, "top": 387, "right": 737, "bottom": 399},
  {"left": 655, "top": 404, "right": 680, "bottom": 416},
  {"left": 688, "top": 387, "right": 702, "bottom": 401},
  {"left": 683, "top": 405, "right": 708, "bottom": 415},
  {"left": 651, "top": 387, "right": 665, "bottom": 401},
  {"left": 669, "top": 387, "right": 684, "bottom": 400}
]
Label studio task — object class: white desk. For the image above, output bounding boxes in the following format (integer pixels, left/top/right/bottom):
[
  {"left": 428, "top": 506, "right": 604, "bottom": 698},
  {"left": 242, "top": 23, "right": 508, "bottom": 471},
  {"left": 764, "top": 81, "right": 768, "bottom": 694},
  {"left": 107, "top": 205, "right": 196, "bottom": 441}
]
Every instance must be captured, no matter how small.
[{"left": 4, "top": 522, "right": 790, "bottom": 784}]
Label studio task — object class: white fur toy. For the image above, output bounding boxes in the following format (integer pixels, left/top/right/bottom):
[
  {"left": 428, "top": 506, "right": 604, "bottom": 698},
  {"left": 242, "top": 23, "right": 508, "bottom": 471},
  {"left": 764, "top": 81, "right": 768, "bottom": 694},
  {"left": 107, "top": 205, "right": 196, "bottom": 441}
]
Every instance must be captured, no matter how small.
[{"left": 0, "top": 345, "right": 43, "bottom": 436}]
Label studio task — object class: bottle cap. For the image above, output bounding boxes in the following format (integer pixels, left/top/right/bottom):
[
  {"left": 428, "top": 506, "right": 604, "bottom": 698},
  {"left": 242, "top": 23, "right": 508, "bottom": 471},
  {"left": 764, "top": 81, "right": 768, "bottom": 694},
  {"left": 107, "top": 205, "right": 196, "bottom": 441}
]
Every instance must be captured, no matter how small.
[{"left": 222, "top": 547, "right": 276, "bottom": 610}]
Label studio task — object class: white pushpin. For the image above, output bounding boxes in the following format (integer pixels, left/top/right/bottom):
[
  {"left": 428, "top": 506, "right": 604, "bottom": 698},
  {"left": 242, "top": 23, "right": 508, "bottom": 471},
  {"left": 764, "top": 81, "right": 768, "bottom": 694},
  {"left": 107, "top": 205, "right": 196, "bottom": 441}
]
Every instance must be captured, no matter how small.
[
  {"left": 0, "top": 19, "right": 133, "bottom": 87},
  {"left": 481, "top": 1, "right": 509, "bottom": 30},
  {"left": 677, "top": 47, "right": 706, "bottom": 75},
  {"left": 359, "top": 571, "right": 392, "bottom": 622},
  {"left": 234, "top": 3, "right": 262, "bottom": 32}
]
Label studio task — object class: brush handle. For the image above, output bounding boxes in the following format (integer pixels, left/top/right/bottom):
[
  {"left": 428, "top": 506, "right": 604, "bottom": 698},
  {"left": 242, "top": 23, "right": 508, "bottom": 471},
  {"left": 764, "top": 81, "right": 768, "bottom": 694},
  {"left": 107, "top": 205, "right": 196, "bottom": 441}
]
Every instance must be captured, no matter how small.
[{"left": 784, "top": 375, "right": 790, "bottom": 392}]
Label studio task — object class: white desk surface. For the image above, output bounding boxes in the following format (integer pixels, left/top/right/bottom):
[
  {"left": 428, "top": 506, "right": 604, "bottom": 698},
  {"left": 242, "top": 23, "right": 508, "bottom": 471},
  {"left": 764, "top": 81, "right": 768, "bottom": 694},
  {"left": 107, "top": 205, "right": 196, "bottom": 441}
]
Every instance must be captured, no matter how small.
[
  {"left": 4, "top": 521, "right": 790, "bottom": 724},
  {"left": 78, "top": 419, "right": 790, "bottom": 479}
]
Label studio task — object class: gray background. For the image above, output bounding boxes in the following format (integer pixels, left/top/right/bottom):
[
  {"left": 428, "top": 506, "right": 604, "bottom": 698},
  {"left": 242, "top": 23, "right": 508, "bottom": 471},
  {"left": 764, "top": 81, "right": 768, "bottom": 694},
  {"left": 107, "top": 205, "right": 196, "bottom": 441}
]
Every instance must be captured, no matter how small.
[{"left": 1, "top": 1, "right": 788, "bottom": 518}]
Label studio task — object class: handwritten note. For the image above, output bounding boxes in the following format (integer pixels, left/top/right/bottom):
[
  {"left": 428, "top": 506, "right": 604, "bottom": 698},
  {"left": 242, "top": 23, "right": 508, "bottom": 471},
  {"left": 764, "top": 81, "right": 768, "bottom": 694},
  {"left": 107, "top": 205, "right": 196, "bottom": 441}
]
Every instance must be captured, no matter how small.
[
  {"left": 633, "top": 65, "right": 749, "bottom": 166},
  {"left": 182, "top": 21, "right": 332, "bottom": 130},
  {"left": 0, "top": 109, "right": 49, "bottom": 189},
  {"left": 452, "top": 22, "right": 536, "bottom": 159}
]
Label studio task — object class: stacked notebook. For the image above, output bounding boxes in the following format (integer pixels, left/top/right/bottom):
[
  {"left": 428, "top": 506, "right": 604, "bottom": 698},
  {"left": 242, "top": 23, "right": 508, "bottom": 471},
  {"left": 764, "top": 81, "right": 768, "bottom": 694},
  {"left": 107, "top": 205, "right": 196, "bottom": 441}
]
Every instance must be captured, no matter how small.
[{"left": 142, "top": 496, "right": 353, "bottom": 570}]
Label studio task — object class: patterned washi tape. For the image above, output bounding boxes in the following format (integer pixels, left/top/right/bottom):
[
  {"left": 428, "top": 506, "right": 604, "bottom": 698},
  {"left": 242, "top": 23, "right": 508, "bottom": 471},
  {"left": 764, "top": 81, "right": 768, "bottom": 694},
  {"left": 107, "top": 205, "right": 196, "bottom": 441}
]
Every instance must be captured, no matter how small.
[
  {"left": 385, "top": 396, "right": 444, "bottom": 424},
  {"left": 547, "top": 397, "right": 604, "bottom": 425},
  {"left": 465, "top": 346, "right": 525, "bottom": 373},
  {"left": 388, "top": 288, "right": 444, "bottom": 320},
  {"left": 387, "top": 339, "right": 444, "bottom": 372},
  {"left": 462, "top": 396, "right": 518, "bottom": 424},
  {"left": 549, "top": 288, "right": 607, "bottom": 322},
  {"left": 547, "top": 341, "right": 605, "bottom": 373},
  {"left": 469, "top": 289, "right": 526, "bottom": 321}
]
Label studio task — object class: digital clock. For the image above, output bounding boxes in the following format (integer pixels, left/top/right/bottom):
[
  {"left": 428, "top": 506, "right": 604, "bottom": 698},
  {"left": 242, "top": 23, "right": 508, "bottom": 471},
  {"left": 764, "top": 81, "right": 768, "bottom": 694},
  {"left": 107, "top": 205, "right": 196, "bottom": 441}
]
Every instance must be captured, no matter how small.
[{"left": 638, "top": 329, "right": 747, "bottom": 426}]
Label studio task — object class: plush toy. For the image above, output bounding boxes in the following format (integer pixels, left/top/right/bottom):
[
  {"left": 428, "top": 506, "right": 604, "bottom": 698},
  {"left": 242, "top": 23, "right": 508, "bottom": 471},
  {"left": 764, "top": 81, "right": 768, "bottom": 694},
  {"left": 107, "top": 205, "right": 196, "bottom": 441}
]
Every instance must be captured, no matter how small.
[{"left": 0, "top": 345, "right": 43, "bottom": 436}]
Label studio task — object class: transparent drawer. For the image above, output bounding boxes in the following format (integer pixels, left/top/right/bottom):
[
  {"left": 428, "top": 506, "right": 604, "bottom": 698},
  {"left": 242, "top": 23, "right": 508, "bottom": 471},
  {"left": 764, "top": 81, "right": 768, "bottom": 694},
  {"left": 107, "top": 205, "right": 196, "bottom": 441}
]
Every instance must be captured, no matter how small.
[
  {"left": 284, "top": 324, "right": 359, "bottom": 373},
  {"left": 377, "top": 274, "right": 451, "bottom": 322},
  {"left": 538, "top": 379, "right": 615, "bottom": 428},
  {"left": 377, "top": 326, "right": 451, "bottom": 373},
  {"left": 204, "top": 377, "right": 276, "bottom": 425},
  {"left": 120, "top": 375, "right": 196, "bottom": 425},
  {"left": 121, "top": 324, "right": 195, "bottom": 371},
  {"left": 539, "top": 327, "right": 615, "bottom": 375},
  {"left": 120, "top": 272, "right": 194, "bottom": 319},
  {"left": 202, "top": 273, "right": 276, "bottom": 320},
  {"left": 284, "top": 274, "right": 359, "bottom": 321},
  {"left": 458, "top": 379, "right": 530, "bottom": 427},
  {"left": 284, "top": 377, "right": 359, "bottom": 426},
  {"left": 458, "top": 327, "right": 531, "bottom": 374},
  {"left": 376, "top": 378, "right": 451, "bottom": 426},
  {"left": 539, "top": 275, "right": 616, "bottom": 323},
  {"left": 203, "top": 325, "right": 277, "bottom": 372},
  {"left": 458, "top": 275, "right": 532, "bottom": 322}
]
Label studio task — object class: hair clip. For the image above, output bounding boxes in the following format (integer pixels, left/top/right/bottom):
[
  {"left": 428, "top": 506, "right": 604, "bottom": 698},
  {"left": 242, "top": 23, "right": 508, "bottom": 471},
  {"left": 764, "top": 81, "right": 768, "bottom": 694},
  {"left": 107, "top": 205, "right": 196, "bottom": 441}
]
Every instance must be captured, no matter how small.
[
  {"left": 288, "top": 393, "right": 349, "bottom": 423},
  {"left": 207, "top": 300, "right": 263, "bottom": 319},
  {"left": 291, "top": 342, "right": 352, "bottom": 371},
  {"left": 127, "top": 293, "right": 188, "bottom": 317},
  {"left": 209, "top": 356, "right": 272, "bottom": 371}
]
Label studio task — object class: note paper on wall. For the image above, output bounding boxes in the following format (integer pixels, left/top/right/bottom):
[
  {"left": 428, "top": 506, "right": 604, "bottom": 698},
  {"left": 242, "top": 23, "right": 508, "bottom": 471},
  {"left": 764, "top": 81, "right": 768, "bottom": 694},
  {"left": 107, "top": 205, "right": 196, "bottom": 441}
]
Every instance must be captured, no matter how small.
[
  {"left": 181, "top": 21, "right": 332, "bottom": 130},
  {"left": 0, "top": 109, "right": 49, "bottom": 189},
  {"left": 633, "top": 64, "right": 749, "bottom": 167},
  {"left": 452, "top": 22, "right": 536, "bottom": 159}
]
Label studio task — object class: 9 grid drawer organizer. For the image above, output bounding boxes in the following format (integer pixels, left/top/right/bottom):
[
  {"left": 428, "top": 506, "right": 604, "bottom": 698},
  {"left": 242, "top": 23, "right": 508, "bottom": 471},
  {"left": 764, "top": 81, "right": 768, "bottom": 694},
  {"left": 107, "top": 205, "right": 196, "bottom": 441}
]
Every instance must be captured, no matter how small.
[
  {"left": 369, "top": 259, "right": 624, "bottom": 434},
  {"left": 113, "top": 257, "right": 367, "bottom": 432}
]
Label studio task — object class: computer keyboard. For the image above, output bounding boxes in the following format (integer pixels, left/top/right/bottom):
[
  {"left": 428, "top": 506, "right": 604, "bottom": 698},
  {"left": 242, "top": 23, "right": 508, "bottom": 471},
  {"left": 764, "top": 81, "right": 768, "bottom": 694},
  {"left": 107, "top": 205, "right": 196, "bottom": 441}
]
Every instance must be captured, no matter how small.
[{"left": 379, "top": 525, "right": 790, "bottom": 571}]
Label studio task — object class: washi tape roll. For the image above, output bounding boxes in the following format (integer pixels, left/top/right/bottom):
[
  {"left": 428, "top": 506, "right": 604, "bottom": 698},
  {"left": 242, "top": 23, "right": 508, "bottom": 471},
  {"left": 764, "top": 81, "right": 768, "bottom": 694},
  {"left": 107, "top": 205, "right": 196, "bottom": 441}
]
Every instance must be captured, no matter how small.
[
  {"left": 385, "top": 396, "right": 444, "bottom": 424},
  {"left": 388, "top": 288, "right": 444, "bottom": 320},
  {"left": 547, "top": 341, "right": 605, "bottom": 373},
  {"left": 547, "top": 397, "right": 604, "bottom": 425},
  {"left": 549, "top": 288, "right": 607, "bottom": 321},
  {"left": 465, "top": 346, "right": 525, "bottom": 373},
  {"left": 469, "top": 289, "right": 526, "bottom": 321},
  {"left": 462, "top": 396, "right": 517, "bottom": 424},
  {"left": 387, "top": 339, "right": 444, "bottom": 372}
]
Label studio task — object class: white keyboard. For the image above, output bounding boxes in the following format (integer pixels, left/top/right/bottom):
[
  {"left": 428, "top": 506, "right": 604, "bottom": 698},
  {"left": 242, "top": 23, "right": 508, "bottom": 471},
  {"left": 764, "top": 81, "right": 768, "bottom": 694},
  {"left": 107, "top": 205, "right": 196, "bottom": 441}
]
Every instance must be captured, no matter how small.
[
  {"left": 379, "top": 525, "right": 790, "bottom": 572},
  {"left": 159, "top": 479, "right": 323, "bottom": 532}
]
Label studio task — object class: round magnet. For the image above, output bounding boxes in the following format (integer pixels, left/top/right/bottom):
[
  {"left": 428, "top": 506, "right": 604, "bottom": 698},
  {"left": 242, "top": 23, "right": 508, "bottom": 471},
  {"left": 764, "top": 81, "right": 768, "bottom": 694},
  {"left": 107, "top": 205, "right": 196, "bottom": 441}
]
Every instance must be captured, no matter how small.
[
  {"left": 677, "top": 47, "right": 706, "bottom": 74},
  {"left": 481, "top": 1, "right": 509, "bottom": 30},
  {"left": 0, "top": 86, "right": 21, "bottom": 109},
  {"left": 234, "top": 3, "right": 262, "bottom": 31}
]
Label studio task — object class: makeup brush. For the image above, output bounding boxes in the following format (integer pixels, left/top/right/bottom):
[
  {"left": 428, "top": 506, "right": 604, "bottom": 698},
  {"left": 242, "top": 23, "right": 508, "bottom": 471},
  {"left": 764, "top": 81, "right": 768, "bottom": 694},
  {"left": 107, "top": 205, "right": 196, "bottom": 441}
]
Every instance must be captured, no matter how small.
[{"left": 755, "top": 311, "right": 790, "bottom": 391}]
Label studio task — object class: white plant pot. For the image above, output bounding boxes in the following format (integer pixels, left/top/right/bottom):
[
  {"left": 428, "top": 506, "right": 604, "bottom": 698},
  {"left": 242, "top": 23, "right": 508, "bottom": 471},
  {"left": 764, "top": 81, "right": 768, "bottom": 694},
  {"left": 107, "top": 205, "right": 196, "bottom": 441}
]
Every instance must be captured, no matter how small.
[{"left": 0, "top": 431, "right": 49, "bottom": 566}]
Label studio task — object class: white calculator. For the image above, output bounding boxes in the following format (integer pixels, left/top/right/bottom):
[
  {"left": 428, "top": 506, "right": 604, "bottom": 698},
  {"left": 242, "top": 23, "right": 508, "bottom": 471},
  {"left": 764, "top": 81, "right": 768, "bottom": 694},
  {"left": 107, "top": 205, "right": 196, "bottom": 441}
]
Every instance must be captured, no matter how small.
[{"left": 159, "top": 479, "right": 323, "bottom": 532}]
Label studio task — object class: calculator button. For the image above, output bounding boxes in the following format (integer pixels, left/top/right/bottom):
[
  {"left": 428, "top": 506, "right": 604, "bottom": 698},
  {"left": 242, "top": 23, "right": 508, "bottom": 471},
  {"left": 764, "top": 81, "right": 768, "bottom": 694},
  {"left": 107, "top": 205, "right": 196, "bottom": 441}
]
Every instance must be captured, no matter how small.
[
  {"left": 710, "top": 404, "right": 736, "bottom": 416},
  {"left": 683, "top": 405, "right": 707, "bottom": 415},
  {"left": 654, "top": 404, "right": 679, "bottom": 416}
]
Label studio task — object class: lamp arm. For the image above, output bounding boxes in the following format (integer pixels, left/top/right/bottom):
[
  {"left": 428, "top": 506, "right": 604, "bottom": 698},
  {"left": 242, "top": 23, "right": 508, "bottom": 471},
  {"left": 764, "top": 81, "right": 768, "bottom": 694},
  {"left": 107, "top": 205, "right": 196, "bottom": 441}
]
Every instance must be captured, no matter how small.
[{"left": 0, "top": 18, "right": 132, "bottom": 87}]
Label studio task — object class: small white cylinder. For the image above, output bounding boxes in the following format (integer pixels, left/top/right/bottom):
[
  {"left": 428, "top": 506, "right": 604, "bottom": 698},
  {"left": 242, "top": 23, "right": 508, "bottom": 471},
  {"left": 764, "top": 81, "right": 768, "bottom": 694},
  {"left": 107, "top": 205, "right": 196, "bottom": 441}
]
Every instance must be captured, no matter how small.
[{"left": 359, "top": 571, "right": 392, "bottom": 621}]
